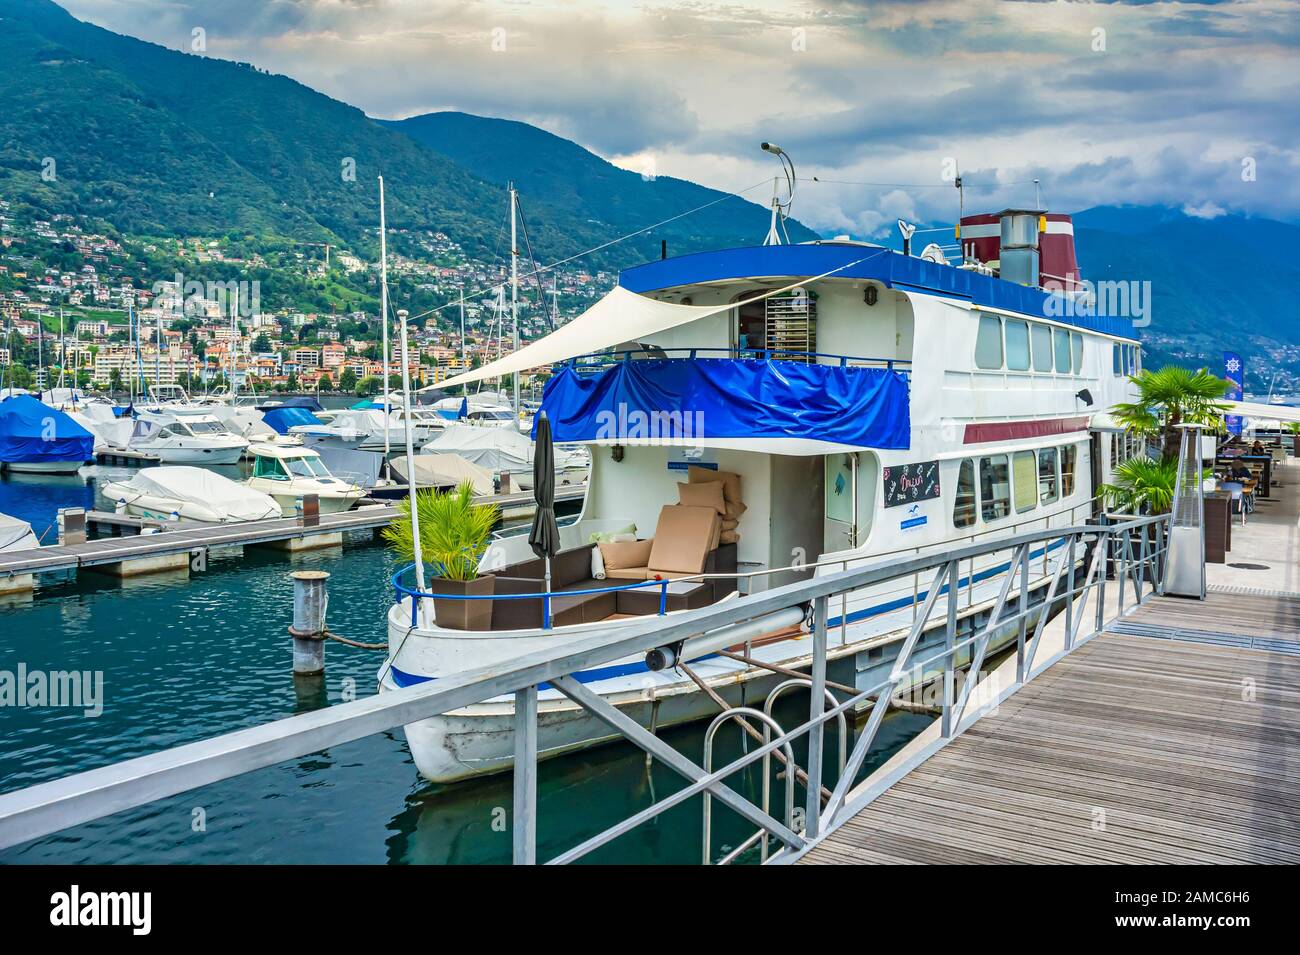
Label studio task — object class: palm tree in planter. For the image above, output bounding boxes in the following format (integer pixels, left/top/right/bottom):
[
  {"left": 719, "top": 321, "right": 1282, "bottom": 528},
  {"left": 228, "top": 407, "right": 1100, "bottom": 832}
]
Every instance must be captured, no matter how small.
[
  {"left": 1110, "top": 365, "right": 1233, "bottom": 461},
  {"left": 1285, "top": 422, "right": 1300, "bottom": 458},
  {"left": 1099, "top": 457, "right": 1180, "bottom": 515},
  {"left": 384, "top": 481, "right": 501, "bottom": 630}
]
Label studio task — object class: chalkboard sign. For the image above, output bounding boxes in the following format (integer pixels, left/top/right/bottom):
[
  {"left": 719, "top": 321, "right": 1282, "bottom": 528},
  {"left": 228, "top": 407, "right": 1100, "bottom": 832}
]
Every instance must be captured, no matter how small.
[{"left": 882, "top": 461, "right": 940, "bottom": 508}]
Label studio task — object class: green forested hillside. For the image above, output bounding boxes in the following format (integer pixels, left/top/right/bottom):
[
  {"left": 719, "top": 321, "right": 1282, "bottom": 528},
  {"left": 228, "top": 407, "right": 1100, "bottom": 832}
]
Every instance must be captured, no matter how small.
[
  {"left": 0, "top": 0, "right": 801, "bottom": 268},
  {"left": 383, "top": 111, "right": 818, "bottom": 252}
]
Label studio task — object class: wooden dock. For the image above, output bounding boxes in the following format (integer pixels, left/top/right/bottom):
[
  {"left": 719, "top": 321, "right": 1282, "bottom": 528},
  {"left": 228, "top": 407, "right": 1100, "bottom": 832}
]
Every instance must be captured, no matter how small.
[
  {"left": 0, "top": 484, "right": 586, "bottom": 580},
  {"left": 798, "top": 591, "right": 1300, "bottom": 864}
]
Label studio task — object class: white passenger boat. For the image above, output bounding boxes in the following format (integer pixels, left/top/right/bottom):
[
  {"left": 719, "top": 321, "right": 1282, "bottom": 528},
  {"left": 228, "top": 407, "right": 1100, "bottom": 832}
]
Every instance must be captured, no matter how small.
[
  {"left": 381, "top": 207, "right": 1143, "bottom": 783},
  {"left": 103, "top": 467, "right": 282, "bottom": 523},
  {"left": 289, "top": 407, "right": 408, "bottom": 452},
  {"left": 127, "top": 412, "right": 249, "bottom": 465},
  {"left": 246, "top": 444, "right": 366, "bottom": 516}
]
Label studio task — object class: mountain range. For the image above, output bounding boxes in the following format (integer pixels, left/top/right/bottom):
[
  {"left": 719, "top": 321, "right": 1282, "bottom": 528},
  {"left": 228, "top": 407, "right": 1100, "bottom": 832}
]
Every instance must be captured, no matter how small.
[
  {"left": 0, "top": 0, "right": 804, "bottom": 268},
  {"left": 1, "top": 0, "right": 1297, "bottom": 384}
]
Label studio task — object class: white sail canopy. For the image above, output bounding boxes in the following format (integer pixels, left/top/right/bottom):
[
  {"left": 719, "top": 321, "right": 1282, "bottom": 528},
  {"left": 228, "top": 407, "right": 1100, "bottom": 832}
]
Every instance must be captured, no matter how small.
[{"left": 432, "top": 286, "right": 735, "bottom": 391}]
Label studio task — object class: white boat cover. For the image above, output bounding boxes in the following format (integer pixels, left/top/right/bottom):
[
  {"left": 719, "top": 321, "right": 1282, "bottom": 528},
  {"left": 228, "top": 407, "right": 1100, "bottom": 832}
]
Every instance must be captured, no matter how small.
[
  {"left": 0, "top": 512, "right": 39, "bottom": 552},
  {"left": 388, "top": 453, "right": 495, "bottom": 495},
  {"left": 424, "top": 425, "right": 533, "bottom": 471},
  {"left": 114, "top": 467, "right": 281, "bottom": 522},
  {"left": 211, "top": 405, "right": 277, "bottom": 437}
]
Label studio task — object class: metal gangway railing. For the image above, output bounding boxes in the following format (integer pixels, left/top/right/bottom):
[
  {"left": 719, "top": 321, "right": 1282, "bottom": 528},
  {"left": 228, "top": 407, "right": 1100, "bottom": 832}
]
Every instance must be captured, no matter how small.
[{"left": 0, "top": 513, "right": 1170, "bottom": 864}]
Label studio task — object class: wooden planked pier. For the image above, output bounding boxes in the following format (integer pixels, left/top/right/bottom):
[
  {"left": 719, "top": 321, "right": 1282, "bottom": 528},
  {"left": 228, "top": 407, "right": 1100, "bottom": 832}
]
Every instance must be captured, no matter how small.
[{"left": 797, "top": 591, "right": 1300, "bottom": 865}]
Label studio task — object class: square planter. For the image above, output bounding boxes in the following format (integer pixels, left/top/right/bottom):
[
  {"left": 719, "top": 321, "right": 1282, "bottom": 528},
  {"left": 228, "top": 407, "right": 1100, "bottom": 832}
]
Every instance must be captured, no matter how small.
[{"left": 431, "top": 575, "right": 495, "bottom": 631}]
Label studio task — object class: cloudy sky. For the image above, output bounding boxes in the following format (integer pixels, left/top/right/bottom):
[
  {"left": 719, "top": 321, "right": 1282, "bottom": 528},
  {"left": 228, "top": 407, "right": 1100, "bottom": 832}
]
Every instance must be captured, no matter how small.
[{"left": 59, "top": 0, "right": 1300, "bottom": 236}]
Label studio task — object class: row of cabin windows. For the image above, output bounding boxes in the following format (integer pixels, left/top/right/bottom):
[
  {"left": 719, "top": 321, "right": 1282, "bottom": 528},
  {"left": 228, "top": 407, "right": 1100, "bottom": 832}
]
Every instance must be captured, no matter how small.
[
  {"left": 1113, "top": 342, "right": 1141, "bottom": 377},
  {"left": 952, "top": 444, "right": 1079, "bottom": 529},
  {"left": 974, "top": 316, "right": 1084, "bottom": 374}
]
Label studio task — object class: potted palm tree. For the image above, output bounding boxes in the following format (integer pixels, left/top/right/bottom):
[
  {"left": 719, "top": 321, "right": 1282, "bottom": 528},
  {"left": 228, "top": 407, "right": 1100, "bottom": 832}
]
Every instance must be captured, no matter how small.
[
  {"left": 384, "top": 481, "right": 501, "bottom": 631},
  {"left": 1110, "top": 365, "right": 1232, "bottom": 460},
  {"left": 1099, "top": 457, "right": 1180, "bottom": 514}
]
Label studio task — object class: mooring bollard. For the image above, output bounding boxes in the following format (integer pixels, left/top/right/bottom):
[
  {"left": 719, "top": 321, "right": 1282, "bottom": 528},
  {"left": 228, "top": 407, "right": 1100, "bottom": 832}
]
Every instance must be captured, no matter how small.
[{"left": 289, "top": 570, "right": 330, "bottom": 676}]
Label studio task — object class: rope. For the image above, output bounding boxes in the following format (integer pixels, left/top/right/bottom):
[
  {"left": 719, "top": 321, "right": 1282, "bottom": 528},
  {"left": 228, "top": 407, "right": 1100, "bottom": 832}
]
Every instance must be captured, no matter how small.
[{"left": 286, "top": 624, "right": 387, "bottom": 651}]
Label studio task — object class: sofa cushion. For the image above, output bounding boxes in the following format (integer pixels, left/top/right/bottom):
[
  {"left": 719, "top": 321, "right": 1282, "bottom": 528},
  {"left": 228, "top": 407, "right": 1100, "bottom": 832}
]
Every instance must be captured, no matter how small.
[
  {"left": 647, "top": 504, "right": 721, "bottom": 575},
  {"left": 599, "top": 538, "right": 653, "bottom": 571},
  {"left": 604, "top": 566, "right": 649, "bottom": 580},
  {"left": 689, "top": 465, "right": 742, "bottom": 507},
  {"left": 677, "top": 480, "right": 726, "bottom": 514}
]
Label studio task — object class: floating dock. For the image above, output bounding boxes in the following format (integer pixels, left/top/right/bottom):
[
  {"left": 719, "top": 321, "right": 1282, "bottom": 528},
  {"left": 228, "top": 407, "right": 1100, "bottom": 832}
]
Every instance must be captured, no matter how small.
[{"left": 0, "top": 484, "right": 586, "bottom": 583}]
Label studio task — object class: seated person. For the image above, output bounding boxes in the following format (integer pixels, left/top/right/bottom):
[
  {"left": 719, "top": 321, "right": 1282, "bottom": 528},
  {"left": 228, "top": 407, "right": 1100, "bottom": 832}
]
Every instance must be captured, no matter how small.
[{"left": 1251, "top": 439, "right": 1266, "bottom": 455}]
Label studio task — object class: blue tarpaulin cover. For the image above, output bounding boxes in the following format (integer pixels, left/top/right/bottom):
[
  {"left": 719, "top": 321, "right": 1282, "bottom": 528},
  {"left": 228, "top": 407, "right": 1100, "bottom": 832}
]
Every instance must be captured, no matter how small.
[
  {"left": 536, "top": 359, "right": 910, "bottom": 449},
  {"left": 261, "top": 406, "right": 323, "bottom": 434},
  {"left": 0, "top": 395, "right": 95, "bottom": 464}
]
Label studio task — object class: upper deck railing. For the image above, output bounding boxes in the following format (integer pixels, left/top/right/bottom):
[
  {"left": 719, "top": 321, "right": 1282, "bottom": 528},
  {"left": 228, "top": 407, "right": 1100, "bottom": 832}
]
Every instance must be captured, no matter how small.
[
  {"left": 0, "top": 512, "right": 1170, "bottom": 864},
  {"left": 565, "top": 347, "right": 911, "bottom": 374}
]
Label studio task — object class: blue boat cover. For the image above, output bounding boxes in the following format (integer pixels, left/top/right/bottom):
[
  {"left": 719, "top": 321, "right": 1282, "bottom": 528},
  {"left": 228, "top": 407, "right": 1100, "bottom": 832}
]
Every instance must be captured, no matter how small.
[
  {"left": 257, "top": 396, "right": 324, "bottom": 412},
  {"left": 261, "top": 406, "right": 323, "bottom": 434},
  {"left": 0, "top": 395, "right": 95, "bottom": 464},
  {"left": 536, "top": 359, "right": 910, "bottom": 449}
]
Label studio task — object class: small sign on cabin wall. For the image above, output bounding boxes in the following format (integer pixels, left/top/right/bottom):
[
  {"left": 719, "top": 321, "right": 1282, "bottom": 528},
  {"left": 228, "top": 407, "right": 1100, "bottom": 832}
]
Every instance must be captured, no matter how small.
[{"left": 883, "top": 460, "right": 940, "bottom": 508}]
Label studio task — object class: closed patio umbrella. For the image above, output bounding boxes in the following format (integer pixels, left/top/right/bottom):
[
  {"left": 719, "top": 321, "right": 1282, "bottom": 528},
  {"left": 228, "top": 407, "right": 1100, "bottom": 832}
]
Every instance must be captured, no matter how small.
[{"left": 528, "top": 411, "right": 560, "bottom": 620}]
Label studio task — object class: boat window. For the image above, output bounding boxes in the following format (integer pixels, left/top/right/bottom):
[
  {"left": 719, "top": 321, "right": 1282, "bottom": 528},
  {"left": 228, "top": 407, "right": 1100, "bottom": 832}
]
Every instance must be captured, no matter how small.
[
  {"left": 1005, "top": 321, "right": 1030, "bottom": 371},
  {"left": 1053, "top": 328, "right": 1072, "bottom": 374},
  {"left": 824, "top": 454, "right": 855, "bottom": 525},
  {"left": 1070, "top": 333, "right": 1083, "bottom": 374},
  {"left": 189, "top": 420, "right": 226, "bottom": 434},
  {"left": 157, "top": 425, "right": 180, "bottom": 438},
  {"left": 253, "top": 455, "right": 288, "bottom": 480},
  {"left": 1038, "top": 447, "right": 1059, "bottom": 504},
  {"left": 1031, "top": 324, "right": 1053, "bottom": 373},
  {"left": 1112, "top": 343, "right": 1122, "bottom": 376},
  {"left": 979, "top": 455, "right": 1011, "bottom": 522},
  {"left": 1012, "top": 450, "right": 1038, "bottom": 513},
  {"left": 974, "top": 316, "right": 1003, "bottom": 369},
  {"left": 1061, "top": 444, "right": 1078, "bottom": 497},
  {"left": 286, "top": 456, "right": 328, "bottom": 478},
  {"left": 953, "top": 459, "right": 976, "bottom": 528}
]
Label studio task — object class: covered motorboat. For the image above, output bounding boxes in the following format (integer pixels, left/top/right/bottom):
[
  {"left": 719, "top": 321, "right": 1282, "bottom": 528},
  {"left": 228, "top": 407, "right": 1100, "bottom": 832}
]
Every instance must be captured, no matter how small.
[
  {"left": 246, "top": 444, "right": 366, "bottom": 516},
  {"left": 0, "top": 395, "right": 94, "bottom": 474},
  {"left": 288, "top": 407, "right": 407, "bottom": 452},
  {"left": 422, "top": 424, "right": 588, "bottom": 489},
  {"left": 127, "top": 412, "right": 249, "bottom": 465},
  {"left": 386, "top": 452, "right": 495, "bottom": 495},
  {"left": 103, "top": 467, "right": 282, "bottom": 523},
  {"left": 0, "top": 512, "right": 40, "bottom": 552}
]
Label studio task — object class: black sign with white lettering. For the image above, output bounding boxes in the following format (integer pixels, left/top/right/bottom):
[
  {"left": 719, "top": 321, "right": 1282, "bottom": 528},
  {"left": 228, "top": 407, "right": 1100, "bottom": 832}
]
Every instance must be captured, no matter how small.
[{"left": 882, "top": 460, "right": 940, "bottom": 508}]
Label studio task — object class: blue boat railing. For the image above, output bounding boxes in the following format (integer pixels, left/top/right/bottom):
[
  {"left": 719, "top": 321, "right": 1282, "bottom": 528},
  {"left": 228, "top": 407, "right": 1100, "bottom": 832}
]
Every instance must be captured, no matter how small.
[
  {"left": 392, "top": 563, "right": 674, "bottom": 631},
  {"left": 563, "top": 347, "right": 911, "bottom": 373}
]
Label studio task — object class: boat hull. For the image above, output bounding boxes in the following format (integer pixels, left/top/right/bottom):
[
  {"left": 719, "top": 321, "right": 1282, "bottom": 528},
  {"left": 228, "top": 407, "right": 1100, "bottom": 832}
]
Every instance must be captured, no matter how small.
[{"left": 2, "top": 460, "right": 85, "bottom": 474}]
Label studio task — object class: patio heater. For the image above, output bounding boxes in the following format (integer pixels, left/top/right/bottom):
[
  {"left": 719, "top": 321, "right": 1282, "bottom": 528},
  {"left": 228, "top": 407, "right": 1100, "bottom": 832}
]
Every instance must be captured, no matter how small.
[{"left": 1164, "top": 423, "right": 1207, "bottom": 599}]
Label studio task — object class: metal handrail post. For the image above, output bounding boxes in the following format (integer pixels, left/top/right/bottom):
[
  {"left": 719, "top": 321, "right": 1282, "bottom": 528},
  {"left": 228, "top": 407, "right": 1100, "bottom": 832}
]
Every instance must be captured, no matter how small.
[
  {"left": 1016, "top": 540, "right": 1030, "bottom": 684},
  {"left": 805, "top": 596, "right": 828, "bottom": 840},
  {"left": 513, "top": 684, "right": 538, "bottom": 865},
  {"left": 941, "top": 559, "right": 958, "bottom": 738}
]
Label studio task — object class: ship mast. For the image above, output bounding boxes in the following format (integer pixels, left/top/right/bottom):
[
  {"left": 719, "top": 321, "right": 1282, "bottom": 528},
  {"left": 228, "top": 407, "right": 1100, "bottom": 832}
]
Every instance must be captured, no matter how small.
[
  {"left": 510, "top": 181, "right": 520, "bottom": 421},
  {"left": 379, "top": 175, "right": 391, "bottom": 454}
]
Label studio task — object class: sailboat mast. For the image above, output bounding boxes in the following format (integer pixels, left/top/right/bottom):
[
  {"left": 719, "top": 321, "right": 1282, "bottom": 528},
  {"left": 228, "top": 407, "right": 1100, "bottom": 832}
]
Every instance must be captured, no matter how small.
[
  {"left": 397, "top": 307, "right": 426, "bottom": 606},
  {"left": 58, "top": 308, "right": 65, "bottom": 391},
  {"left": 379, "top": 175, "right": 391, "bottom": 454},
  {"left": 459, "top": 287, "right": 466, "bottom": 370},
  {"left": 510, "top": 182, "right": 519, "bottom": 420}
]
